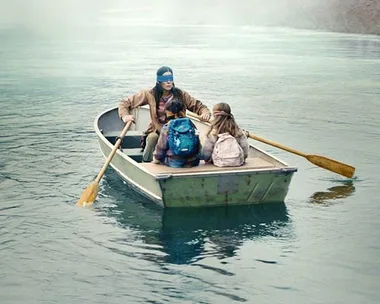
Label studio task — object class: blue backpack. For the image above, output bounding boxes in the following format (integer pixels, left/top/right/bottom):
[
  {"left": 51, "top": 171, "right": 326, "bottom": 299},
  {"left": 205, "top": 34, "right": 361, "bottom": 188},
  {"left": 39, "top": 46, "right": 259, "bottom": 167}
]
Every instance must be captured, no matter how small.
[{"left": 167, "top": 118, "right": 199, "bottom": 157}]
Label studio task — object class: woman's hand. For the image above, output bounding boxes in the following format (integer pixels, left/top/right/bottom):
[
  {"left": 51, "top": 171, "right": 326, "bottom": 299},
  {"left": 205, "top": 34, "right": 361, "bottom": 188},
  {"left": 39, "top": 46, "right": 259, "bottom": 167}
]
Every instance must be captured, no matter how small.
[
  {"left": 199, "top": 112, "right": 211, "bottom": 122},
  {"left": 122, "top": 115, "right": 135, "bottom": 124}
]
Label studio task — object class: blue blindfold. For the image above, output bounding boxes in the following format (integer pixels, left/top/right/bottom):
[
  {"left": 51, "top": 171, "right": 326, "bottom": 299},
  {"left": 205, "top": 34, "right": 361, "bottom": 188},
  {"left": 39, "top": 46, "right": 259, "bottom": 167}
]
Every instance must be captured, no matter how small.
[{"left": 157, "top": 74, "right": 174, "bottom": 82}]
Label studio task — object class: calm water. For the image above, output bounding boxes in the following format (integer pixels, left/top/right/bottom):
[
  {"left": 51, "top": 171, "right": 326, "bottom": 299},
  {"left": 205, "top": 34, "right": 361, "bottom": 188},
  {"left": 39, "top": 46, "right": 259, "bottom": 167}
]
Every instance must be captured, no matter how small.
[{"left": 1, "top": 16, "right": 380, "bottom": 304}]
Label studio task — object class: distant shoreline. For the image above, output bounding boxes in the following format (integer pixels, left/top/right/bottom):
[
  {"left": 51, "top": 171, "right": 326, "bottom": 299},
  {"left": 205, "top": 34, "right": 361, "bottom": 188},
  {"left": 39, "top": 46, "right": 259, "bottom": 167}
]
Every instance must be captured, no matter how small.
[
  {"left": 281, "top": 1, "right": 380, "bottom": 36},
  {"left": 283, "top": 24, "right": 379, "bottom": 37}
]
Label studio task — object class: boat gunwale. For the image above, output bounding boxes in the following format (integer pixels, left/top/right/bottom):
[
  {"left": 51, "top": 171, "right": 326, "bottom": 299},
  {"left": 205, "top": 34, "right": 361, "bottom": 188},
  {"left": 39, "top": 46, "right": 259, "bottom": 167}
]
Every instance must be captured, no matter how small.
[{"left": 152, "top": 167, "right": 297, "bottom": 180}]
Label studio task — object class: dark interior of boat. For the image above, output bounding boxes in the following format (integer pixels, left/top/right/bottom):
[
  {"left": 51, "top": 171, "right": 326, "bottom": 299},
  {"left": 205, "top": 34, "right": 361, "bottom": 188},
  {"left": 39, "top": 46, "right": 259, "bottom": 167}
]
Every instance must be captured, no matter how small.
[{"left": 103, "top": 130, "right": 145, "bottom": 163}]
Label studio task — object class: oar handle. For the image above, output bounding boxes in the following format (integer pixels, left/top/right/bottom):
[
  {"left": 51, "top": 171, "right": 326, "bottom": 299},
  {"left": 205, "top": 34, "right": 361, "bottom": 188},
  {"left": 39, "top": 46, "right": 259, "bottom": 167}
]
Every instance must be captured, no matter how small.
[
  {"left": 94, "top": 121, "right": 133, "bottom": 183},
  {"left": 245, "top": 131, "right": 307, "bottom": 158}
]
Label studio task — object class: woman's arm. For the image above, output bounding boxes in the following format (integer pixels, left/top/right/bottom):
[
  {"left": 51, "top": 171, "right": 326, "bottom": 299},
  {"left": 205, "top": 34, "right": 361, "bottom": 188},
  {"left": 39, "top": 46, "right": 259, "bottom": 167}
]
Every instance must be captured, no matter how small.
[
  {"left": 118, "top": 90, "right": 149, "bottom": 122},
  {"left": 182, "top": 91, "right": 211, "bottom": 117}
]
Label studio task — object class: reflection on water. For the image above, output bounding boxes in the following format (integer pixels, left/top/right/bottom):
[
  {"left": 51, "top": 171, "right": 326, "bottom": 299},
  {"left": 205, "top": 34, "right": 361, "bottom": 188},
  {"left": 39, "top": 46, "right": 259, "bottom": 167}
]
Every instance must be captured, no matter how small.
[
  {"left": 98, "top": 169, "right": 292, "bottom": 264},
  {"left": 309, "top": 182, "right": 356, "bottom": 205},
  {"left": 160, "top": 203, "right": 290, "bottom": 264}
]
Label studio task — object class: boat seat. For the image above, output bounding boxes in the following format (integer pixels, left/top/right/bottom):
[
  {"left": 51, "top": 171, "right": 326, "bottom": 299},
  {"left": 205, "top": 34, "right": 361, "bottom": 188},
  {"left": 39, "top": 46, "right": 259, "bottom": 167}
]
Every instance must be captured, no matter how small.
[
  {"left": 121, "top": 147, "right": 144, "bottom": 163},
  {"left": 104, "top": 130, "right": 144, "bottom": 149},
  {"left": 139, "top": 157, "right": 276, "bottom": 175}
]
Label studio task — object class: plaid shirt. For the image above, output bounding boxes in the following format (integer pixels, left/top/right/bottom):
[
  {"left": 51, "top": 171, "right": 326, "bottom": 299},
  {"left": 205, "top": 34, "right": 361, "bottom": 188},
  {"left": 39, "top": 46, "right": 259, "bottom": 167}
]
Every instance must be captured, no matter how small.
[{"left": 157, "top": 94, "right": 173, "bottom": 124}]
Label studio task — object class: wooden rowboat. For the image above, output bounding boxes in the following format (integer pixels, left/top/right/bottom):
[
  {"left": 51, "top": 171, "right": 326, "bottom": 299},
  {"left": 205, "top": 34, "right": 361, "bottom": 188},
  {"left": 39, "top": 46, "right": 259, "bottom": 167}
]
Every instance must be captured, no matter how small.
[{"left": 95, "top": 106, "right": 297, "bottom": 208}]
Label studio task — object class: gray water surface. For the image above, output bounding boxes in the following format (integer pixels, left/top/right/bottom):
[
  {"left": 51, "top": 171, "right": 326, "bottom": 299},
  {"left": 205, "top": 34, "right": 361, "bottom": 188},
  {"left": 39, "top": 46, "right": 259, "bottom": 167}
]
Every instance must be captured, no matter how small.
[{"left": 1, "top": 19, "right": 380, "bottom": 304}]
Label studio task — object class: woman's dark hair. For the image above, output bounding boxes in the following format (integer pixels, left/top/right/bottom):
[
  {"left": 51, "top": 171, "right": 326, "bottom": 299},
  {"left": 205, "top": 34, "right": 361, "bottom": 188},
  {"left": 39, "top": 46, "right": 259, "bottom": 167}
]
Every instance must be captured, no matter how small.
[
  {"left": 152, "top": 66, "right": 183, "bottom": 107},
  {"left": 156, "top": 66, "right": 173, "bottom": 76},
  {"left": 164, "top": 99, "right": 186, "bottom": 115},
  {"left": 208, "top": 102, "right": 241, "bottom": 137}
]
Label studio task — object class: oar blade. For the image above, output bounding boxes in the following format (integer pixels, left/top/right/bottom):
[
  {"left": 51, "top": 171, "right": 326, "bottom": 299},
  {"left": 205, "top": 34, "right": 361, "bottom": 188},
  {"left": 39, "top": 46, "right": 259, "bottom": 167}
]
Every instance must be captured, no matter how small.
[
  {"left": 306, "top": 154, "right": 355, "bottom": 178},
  {"left": 76, "top": 181, "right": 99, "bottom": 207}
]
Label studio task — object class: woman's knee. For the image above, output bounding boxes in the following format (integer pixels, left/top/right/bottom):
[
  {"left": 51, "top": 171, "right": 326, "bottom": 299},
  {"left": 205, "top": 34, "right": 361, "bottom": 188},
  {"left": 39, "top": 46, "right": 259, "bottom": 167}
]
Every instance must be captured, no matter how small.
[{"left": 146, "top": 132, "right": 159, "bottom": 143}]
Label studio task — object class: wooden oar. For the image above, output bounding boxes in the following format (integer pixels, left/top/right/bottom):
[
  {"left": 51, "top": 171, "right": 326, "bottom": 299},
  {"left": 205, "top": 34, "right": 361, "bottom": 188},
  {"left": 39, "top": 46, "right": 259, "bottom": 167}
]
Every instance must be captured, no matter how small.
[
  {"left": 245, "top": 131, "right": 355, "bottom": 178},
  {"left": 186, "top": 111, "right": 355, "bottom": 178},
  {"left": 77, "top": 121, "right": 133, "bottom": 207}
]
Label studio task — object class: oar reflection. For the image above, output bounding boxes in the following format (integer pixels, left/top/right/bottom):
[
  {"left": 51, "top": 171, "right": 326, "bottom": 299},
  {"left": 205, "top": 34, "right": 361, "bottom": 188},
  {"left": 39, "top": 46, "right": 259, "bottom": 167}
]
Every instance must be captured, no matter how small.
[{"left": 309, "top": 182, "right": 355, "bottom": 205}]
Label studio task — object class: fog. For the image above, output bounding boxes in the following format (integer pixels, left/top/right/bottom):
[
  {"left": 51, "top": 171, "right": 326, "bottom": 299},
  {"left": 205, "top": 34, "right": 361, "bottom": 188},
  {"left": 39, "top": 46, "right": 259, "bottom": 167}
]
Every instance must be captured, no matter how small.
[
  {"left": 0, "top": 0, "right": 378, "bottom": 35},
  {"left": 0, "top": 1, "right": 332, "bottom": 29}
]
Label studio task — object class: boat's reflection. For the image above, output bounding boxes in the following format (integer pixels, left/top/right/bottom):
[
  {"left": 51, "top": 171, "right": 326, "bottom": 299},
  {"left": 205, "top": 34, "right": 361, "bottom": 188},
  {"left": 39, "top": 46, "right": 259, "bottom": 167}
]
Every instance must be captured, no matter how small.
[
  {"left": 99, "top": 171, "right": 292, "bottom": 264},
  {"left": 160, "top": 203, "right": 290, "bottom": 264},
  {"left": 309, "top": 182, "right": 355, "bottom": 205}
]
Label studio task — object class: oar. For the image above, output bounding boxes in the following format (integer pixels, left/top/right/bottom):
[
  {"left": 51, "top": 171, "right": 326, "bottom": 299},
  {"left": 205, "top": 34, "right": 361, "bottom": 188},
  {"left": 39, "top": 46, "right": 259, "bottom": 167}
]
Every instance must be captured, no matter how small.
[
  {"left": 186, "top": 111, "right": 355, "bottom": 178},
  {"left": 245, "top": 131, "right": 355, "bottom": 178},
  {"left": 77, "top": 121, "right": 133, "bottom": 207}
]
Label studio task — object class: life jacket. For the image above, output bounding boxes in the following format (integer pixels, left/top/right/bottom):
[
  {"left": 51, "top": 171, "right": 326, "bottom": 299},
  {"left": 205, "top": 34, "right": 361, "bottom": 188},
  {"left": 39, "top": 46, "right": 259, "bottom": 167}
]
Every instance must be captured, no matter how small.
[{"left": 212, "top": 133, "right": 244, "bottom": 167}]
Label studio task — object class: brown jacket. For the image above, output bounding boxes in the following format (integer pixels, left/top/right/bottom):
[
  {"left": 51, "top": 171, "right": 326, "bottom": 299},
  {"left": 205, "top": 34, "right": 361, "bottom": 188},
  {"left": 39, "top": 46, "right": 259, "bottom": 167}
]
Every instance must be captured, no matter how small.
[{"left": 118, "top": 89, "right": 211, "bottom": 134}]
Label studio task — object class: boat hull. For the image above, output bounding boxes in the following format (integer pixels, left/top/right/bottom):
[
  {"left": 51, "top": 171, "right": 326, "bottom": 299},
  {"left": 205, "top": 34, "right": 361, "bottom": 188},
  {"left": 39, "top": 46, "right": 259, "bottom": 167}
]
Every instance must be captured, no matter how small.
[{"left": 95, "top": 107, "right": 297, "bottom": 208}]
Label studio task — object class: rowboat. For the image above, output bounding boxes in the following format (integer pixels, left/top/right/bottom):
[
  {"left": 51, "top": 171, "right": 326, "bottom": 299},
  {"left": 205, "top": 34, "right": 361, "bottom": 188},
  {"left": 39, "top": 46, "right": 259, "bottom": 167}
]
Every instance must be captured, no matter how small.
[{"left": 95, "top": 106, "right": 297, "bottom": 208}]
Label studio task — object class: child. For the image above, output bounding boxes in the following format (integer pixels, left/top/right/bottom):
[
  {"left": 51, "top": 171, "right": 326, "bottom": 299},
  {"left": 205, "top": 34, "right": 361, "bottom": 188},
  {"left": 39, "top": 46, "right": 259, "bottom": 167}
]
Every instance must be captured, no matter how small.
[
  {"left": 153, "top": 99, "right": 200, "bottom": 168},
  {"left": 200, "top": 103, "right": 249, "bottom": 167}
]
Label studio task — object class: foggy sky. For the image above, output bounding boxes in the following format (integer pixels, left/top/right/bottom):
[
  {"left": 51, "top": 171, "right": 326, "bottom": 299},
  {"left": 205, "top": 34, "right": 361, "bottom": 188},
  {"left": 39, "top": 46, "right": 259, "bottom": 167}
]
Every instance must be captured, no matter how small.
[
  {"left": 0, "top": 0, "right": 378, "bottom": 35},
  {"left": 0, "top": 0, "right": 326, "bottom": 28}
]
